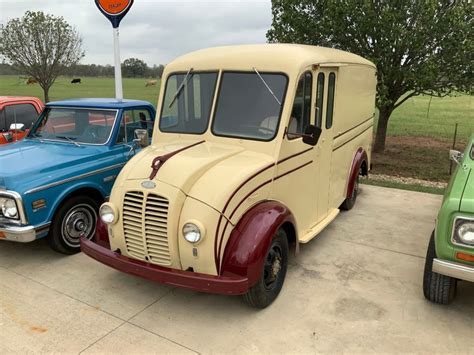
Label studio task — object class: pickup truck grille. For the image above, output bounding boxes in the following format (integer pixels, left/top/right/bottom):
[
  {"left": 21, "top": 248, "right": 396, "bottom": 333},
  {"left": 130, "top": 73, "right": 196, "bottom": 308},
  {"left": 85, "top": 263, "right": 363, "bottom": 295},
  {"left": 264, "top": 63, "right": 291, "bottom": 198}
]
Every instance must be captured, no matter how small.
[{"left": 122, "top": 191, "right": 171, "bottom": 265}]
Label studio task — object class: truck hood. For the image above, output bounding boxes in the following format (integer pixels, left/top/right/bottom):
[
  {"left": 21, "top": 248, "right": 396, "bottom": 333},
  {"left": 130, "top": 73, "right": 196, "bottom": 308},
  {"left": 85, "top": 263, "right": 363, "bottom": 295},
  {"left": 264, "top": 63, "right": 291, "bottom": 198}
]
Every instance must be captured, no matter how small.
[
  {"left": 119, "top": 140, "right": 275, "bottom": 212},
  {"left": 460, "top": 167, "right": 474, "bottom": 212},
  {"left": 0, "top": 139, "right": 113, "bottom": 193}
]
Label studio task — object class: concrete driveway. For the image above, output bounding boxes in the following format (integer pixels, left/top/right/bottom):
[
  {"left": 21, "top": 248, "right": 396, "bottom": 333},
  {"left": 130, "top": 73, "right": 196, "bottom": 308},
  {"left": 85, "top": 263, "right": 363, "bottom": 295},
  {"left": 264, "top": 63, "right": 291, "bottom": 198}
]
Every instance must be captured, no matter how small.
[{"left": 1, "top": 185, "right": 473, "bottom": 354}]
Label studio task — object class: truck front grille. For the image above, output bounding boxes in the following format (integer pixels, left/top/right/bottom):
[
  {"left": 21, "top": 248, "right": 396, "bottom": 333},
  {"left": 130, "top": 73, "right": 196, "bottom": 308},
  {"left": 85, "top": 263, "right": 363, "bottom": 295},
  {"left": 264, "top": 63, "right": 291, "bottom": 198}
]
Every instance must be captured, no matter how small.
[{"left": 122, "top": 191, "right": 171, "bottom": 265}]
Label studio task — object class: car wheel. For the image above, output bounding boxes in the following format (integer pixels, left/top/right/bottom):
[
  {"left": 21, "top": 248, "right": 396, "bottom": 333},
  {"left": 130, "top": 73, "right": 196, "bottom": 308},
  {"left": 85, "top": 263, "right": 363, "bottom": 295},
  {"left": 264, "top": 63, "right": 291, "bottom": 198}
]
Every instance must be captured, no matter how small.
[
  {"left": 243, "top": 228, "right": 289, "bottom": 308},
  {"left": 423, "top": 231, "right": 457, "bottom": 304},
  {"left": 340, "top": 171, "right": 360, "bottom": 211},
  {"left": 48, "top": 196, "right": 99, "bottom": 254}
]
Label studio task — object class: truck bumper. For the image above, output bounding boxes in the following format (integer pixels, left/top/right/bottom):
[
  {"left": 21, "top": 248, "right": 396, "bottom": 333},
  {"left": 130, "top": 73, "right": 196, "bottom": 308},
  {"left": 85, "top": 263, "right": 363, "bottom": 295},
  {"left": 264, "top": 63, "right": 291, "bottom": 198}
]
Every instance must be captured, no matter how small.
[
  {"left": 433, "top": 258, "right": 474, "bottom": 283},
  {"left": 0, "top": 224, "right": 36, "bottom": 242},
  {"left": 80, "top": 237, "right": 249, "bottom": 295}
]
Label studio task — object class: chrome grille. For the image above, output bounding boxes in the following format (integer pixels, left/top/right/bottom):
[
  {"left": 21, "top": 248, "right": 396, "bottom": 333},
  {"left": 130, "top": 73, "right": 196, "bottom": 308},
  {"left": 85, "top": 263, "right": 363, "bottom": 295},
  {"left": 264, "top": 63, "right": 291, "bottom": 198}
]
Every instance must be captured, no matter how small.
[{"left": 122, "top": 191, "right": 171, "bottom": 265}]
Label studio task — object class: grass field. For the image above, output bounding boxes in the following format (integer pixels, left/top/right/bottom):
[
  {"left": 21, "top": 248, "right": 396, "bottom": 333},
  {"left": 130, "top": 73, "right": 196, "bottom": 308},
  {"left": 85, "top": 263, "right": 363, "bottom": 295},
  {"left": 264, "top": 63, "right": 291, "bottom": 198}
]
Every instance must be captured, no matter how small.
[
  {"left": 0, "top": 75, "right": 161, "bottom": 106},
  {"left": 1, "top": 74, "right": 472, "bottom": 184}
]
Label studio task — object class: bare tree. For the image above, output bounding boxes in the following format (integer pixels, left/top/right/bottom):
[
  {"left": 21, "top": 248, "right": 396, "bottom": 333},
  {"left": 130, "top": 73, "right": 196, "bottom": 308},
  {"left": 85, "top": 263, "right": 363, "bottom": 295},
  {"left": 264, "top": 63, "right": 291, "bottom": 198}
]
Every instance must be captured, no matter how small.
[{"left": 0, "top": 11, "right": 85, "bottom": 102}]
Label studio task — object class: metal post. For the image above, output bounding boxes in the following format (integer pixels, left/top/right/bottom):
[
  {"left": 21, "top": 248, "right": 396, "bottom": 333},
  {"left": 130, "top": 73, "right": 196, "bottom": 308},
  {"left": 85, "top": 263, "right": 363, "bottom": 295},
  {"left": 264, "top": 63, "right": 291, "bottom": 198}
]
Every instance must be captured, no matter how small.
[
  {"left": 113, "top": 27, "right": 123, "bottom": 100},
  {"left": 449, "top": 122, "right": 458, "bottom": 175}
]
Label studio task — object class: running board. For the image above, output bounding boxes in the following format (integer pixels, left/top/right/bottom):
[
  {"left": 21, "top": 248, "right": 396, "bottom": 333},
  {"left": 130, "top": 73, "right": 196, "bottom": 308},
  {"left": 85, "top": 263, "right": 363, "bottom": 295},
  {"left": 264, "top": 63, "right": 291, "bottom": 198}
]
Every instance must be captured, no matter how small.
[{"left": 299, "top": 208, "right": 340, "bottom": 243}]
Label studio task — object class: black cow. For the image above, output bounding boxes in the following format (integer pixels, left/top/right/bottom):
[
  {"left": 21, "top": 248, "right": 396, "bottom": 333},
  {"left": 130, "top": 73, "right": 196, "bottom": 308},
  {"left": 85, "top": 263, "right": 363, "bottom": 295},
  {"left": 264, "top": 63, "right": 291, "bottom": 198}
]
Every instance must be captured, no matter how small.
[{"left": 71, "top": 78, "right": 81, "bottom": 84}]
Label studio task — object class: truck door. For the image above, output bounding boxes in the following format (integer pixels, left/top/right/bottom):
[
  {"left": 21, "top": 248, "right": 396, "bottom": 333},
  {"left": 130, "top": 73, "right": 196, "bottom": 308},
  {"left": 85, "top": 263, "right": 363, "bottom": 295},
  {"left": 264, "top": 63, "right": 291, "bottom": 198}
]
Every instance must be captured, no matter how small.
[{"left": 313, "top": 67, "right": 337, "bottom": 223}]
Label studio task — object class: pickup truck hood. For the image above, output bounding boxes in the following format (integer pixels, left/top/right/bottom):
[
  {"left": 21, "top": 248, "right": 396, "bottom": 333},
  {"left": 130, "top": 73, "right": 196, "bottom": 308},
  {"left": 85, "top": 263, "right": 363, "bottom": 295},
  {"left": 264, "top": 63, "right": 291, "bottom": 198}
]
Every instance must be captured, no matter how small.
[
  {"left": 0, "top": 139, "right": 114, "bottom": 193},
  {"left": 460, "top": 167, "right": 474, "bottom": 212},
  {"left": 121, "top": 140, "right": 275, "bottom": 212}
]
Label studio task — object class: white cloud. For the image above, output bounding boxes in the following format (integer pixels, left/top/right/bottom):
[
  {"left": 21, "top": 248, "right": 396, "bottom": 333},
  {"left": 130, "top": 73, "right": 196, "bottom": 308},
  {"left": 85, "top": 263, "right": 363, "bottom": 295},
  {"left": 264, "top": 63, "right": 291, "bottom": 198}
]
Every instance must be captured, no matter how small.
[{"left": 0, "top": 0, "right": 272, "bottom": 66}]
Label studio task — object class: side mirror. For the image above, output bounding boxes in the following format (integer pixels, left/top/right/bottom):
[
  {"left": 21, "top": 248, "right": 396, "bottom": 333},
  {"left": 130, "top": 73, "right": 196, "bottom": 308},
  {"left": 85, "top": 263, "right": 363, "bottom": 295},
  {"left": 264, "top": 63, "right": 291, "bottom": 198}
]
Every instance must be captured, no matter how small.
[
  {"left": 133, "top": 129, "right": 149, "bottom": 148},
  {"left": 9, "top": 123, "right": 25, "bottom": 131},
  {"left": 302, "top": 125, "right": 322, "bottom": 146},
  {"left": 449, "top": 149, "right": 463, "bottom": 165}
]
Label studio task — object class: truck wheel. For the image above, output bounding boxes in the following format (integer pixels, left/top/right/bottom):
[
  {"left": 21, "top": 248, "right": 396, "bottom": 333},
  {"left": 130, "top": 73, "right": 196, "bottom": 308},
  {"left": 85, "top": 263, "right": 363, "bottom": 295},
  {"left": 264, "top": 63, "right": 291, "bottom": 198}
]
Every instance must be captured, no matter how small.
[
  {"left": 48, "top": 196, "right": 99, "bottom": 254},
  {"left": 243, "top": 228, "right": 289, "bottom": 308},
  {"left": 340, "top": 172, "right": 359, "bottom": 211},
  {"left": 423, "top": 231, "right": 457, "bottom": 304}
]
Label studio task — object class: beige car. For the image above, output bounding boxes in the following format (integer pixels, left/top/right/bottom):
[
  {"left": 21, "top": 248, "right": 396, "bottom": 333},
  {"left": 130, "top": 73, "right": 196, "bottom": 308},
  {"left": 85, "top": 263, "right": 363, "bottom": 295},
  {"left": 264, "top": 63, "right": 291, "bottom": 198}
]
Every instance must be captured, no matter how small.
[{"left": 81, "top": 44, "right": 376, "bottom": 308}]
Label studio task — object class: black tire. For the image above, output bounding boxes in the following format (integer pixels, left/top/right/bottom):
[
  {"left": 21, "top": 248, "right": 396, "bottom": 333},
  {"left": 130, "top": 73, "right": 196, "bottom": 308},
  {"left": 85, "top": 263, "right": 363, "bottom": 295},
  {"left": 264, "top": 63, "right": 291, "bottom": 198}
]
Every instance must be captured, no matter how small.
[
  {"left": 423, "top": 231, "right": 457, "bottom": 304},
  {"left": 48, "top": 196, "right": 99, "bottom": 254},
  {"left": 243, "top": 228, "right": 289, "bottom": 308},
  {"left": 340, "top": 173, "right": 359, "bottom": 211}
]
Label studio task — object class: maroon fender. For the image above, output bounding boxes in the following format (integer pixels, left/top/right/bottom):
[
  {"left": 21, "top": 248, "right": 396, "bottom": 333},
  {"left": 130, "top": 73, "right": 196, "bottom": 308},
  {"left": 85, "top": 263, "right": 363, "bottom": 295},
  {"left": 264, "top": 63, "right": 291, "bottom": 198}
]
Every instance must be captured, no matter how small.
[
  {"left": 220, "top": 201, "right": 296, "bottom": 287},
  {"left": 346, "top": 147, "right": 368, "bottom": 198},
  {"left": 94, "top": 217, "right": 111, "bottom": 249}
]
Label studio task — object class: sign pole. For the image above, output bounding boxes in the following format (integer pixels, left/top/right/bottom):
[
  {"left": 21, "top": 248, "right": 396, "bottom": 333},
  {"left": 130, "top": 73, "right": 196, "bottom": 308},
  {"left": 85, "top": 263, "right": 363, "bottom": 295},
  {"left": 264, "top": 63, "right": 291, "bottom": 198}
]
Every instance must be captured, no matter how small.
[
  {"left": 113, "top": 27, "right": 123, "bottom": 100},
  {"left": 95, "top": 0, "right": 134, "bottom": 101}
]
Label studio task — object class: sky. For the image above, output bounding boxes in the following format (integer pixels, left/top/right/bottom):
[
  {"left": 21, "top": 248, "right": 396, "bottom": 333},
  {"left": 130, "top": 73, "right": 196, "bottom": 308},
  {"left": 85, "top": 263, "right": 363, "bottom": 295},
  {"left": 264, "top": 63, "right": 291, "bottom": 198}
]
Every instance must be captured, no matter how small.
[{"left": 0, "top": 0, "right": 273, "bottom": 66}]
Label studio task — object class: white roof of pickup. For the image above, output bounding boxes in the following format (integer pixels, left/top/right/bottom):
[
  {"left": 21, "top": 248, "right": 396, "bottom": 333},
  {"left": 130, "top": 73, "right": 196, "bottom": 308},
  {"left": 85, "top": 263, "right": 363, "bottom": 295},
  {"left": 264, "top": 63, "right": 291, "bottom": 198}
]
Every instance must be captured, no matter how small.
[{"left": 166, "top": 44, "right": 376, "bottom": 73}]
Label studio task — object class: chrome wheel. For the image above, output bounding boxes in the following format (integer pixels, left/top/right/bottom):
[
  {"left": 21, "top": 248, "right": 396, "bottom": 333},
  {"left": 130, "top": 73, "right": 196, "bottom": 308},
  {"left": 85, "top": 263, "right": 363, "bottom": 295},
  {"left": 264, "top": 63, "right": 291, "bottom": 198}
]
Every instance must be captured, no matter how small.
[{"left": 61, "top": 203, "right": 97, "bottom": 247}]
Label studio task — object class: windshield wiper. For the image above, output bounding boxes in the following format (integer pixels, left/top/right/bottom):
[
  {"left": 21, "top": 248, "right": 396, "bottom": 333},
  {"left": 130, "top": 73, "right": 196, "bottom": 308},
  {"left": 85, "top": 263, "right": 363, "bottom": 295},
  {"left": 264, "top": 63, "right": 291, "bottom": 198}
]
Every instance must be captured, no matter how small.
[
  {"left": 168, "top": 67, "right": 194, "bottom": 108},
  {"left": 253, "top": 67, "right": 282, "bottom": 106},
  {"left": 56, "top": 135, "right": 81, "bottom": 147}
]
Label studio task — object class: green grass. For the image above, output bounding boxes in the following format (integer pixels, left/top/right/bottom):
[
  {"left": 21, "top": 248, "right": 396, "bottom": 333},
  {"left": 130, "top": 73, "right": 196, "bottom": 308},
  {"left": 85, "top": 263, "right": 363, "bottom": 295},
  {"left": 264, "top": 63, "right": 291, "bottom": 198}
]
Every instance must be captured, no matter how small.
[
  {"left": 375, "top": 93, "right": 474, "bottom": 141},
  {"left": 361, "top": 178, "right": 445, "bottom": 195},
  {"left": 0, "top": 75, "right": 161, "bottom": 106}
]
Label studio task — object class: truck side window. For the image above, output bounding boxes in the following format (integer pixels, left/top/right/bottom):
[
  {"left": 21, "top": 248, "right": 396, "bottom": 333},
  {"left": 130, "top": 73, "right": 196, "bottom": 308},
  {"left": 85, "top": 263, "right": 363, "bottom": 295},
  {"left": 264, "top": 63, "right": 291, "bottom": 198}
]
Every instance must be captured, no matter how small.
[
  {"left": 117, "top": 109, "right": 153, "bottom": 143},
  {"left": 288, "top": 71, "right": 312, "bottom": 137},
  {"left": 315, "top": 73, "right": 325, "bottom": 128},
  {"left": 326, "top": 72, "right": 336, "bottom": 129},
  {"left": 5, "top": 104, "right": 38, "bottom": 129}
]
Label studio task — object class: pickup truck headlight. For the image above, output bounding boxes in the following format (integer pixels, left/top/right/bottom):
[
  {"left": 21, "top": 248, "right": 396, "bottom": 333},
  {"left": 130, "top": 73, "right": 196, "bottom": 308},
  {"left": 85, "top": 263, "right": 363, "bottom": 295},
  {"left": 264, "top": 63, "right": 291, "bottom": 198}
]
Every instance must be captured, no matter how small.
[
  {"left": 0, "top": 197, "right": 18, "bottom": 219},
  {"left": 455, "top": 219, "right": 474, "bottom": 246}
]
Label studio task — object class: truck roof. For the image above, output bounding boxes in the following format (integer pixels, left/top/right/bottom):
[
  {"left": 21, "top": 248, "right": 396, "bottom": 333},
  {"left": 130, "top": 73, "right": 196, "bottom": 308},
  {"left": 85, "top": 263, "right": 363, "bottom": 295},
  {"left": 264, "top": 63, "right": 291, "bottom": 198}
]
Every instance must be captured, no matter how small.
[
  {"left": 166, "top": 44, "right": 376, "bottom": 74},
  {"left": 46, "top": 98, "right": 154, "bottom": 109},
  {"left": 0, "top": 96, "right": 43, "bottom": 105}
]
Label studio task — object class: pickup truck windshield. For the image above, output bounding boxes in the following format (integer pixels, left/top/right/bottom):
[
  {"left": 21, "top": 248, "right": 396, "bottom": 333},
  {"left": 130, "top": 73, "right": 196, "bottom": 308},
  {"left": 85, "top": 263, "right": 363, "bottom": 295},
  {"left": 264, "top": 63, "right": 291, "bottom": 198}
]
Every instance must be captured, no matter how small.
[
  {"left": 212, "top": 72, "right": 287, "bottom": 141},
  {"left": 30, "top": 107, "right": 117, "bottom": 144},
  {"left": 160, "top": 72, "right": 218, "bottom": 134}
]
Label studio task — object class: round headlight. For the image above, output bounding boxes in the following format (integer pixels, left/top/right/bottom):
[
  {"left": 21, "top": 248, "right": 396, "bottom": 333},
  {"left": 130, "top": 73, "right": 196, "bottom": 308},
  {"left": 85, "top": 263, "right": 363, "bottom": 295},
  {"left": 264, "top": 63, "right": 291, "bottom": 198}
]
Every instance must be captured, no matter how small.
[
  {"left": 1, "top": 199, "right": 18, "bottom": 219},
  {"left": 183, "top": 222, "right": 201, "bottom": 243},
  {"left": 100, "top": 203, "right": 116, "bottom": 225},
  {"left": 457, "top": 221, "right": 474, "bottom": 245}
]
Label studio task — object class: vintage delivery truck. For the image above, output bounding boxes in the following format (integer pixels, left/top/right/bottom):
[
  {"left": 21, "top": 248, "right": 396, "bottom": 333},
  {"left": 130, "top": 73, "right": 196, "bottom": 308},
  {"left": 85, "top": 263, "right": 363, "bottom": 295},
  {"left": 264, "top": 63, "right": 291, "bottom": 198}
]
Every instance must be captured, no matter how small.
[{"left": 81, "top": 44, "right": 376, "bottom": 307}]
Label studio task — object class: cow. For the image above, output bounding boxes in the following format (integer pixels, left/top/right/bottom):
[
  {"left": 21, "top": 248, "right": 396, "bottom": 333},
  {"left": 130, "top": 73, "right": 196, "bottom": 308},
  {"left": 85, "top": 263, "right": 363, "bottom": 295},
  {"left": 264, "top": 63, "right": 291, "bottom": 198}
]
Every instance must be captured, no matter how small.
[
  {"left": 71, "top": 78, "right": 81, "bottom": 84},
  {"left": 26, "top": 77, "right": 37, "bottom": 85},
  {"left": 145, "top": 79, "right": 157, "bottom": 87}
]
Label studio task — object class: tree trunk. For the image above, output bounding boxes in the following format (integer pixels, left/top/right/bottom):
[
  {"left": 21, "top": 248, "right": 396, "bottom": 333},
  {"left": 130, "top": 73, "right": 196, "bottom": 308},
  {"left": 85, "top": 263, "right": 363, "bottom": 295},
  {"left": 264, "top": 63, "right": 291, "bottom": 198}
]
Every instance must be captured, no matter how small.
[
  {"left": 373, "top": 106, "right": 394, "bottom": 153},
  {"left": 43, "top": 87, "right": 50, "bottom": 103}
]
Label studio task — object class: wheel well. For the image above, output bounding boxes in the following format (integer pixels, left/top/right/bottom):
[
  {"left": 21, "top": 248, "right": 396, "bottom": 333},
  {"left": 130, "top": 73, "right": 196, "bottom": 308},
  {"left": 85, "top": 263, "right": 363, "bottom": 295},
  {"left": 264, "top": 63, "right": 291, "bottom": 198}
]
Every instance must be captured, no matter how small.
[
  {"left": 59, "top": 187, "right": 104, "bottom": 209},
  {"left": 281, "top": 221, "right": 297, "bottom": 254},
  {"left": 360, "top": 160, "right": 368, "bottom": 176}
]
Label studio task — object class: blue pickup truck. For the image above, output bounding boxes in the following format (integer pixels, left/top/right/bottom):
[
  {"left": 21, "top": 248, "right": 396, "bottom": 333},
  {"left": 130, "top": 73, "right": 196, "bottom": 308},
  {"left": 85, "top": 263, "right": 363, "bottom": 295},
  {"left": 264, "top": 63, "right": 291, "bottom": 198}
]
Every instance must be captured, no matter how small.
[{"left": 0, "top": 98, "right": 155, "bottom": 254}]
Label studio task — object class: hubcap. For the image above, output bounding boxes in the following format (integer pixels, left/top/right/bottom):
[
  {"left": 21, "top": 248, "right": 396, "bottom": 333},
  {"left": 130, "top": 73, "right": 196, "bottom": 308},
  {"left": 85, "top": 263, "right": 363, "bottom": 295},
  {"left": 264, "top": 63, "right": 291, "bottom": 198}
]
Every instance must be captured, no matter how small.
[
  {"left": 263, "top": 245, "right": 283, "bottom": 290},
  {"left": 61, "top": 204, "right": 97, "bottom": 247}
]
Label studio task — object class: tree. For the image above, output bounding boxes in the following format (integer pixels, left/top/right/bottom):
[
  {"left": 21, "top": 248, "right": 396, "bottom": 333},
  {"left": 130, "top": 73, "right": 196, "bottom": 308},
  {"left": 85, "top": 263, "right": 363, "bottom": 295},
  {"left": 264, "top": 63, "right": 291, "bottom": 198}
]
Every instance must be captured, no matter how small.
[
  {"left": 267, "top": 1, "right": 473, "bottom": 152},
  {"left": 122, "top": 57, "right": 148, "bottom": 78},
  {"left": 0, "top": 11, "right": 84, "bottom": 102}
]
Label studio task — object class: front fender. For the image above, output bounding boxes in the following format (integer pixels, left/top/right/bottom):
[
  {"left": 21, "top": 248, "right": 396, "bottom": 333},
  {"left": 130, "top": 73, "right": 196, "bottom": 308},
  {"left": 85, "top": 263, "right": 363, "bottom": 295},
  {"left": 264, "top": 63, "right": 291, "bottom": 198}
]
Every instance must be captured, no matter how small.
[
  {"left": 220, "top": 201, "right": 296, "bottom": 287},
  {"left": 346, "top": 147, "right": 368, "bottom": 198}
]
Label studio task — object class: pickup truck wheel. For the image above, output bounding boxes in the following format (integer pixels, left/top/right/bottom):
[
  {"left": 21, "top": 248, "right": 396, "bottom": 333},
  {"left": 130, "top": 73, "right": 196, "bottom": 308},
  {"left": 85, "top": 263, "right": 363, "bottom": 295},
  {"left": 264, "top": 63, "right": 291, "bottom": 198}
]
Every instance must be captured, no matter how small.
[
  {"left": 423, "top": 231, "right": 457, "bottom": 304},
  {"left": 340, "top": 171, "right": 359, "bottom": 211},
  {"left": 48, "top": 196, "right": 99, "bottom": 254},
  {"left": 243, "top": 228, "right": 288, "bottom": 308}
]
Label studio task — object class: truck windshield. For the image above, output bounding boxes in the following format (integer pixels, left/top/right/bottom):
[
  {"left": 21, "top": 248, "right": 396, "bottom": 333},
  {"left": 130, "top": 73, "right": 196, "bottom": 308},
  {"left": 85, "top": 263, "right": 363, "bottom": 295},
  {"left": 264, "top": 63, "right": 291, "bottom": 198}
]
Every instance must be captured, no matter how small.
[
  {"left": 30, "top": 107, "right": 117, "bottom": 144},
  {"left": 212, "top": 72, "right": 287, "bottom": 141},
  {"left": 160, "top": 72, "right": 218, "bottom": 134}
]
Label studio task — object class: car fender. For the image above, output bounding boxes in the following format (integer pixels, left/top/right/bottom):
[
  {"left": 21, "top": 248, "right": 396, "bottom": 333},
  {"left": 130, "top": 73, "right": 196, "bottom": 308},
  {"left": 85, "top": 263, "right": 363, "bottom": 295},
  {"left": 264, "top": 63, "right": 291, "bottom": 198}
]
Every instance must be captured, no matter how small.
[
  {"left": 220, "top": 200, "right": 296, "bottom": 287},
  {"left": 346, "top": 147, "right": 368, "bottom": 198}
]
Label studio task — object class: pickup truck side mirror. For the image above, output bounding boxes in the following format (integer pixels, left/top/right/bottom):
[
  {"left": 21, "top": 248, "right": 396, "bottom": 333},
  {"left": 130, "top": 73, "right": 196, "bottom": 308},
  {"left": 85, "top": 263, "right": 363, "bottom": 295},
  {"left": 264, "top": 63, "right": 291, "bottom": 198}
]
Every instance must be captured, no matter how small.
[
  {"left": 302, "top": 125, "right": 322, "bottom": 146},
  {"left": 449, "top": 149, "right": 463, "bottom": 165},
  {"left": 9, "top": 123, "right": 25, "bottom": 131},
  {"left": 133, "top": 129, "right": 149, "bottom": 148}
]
